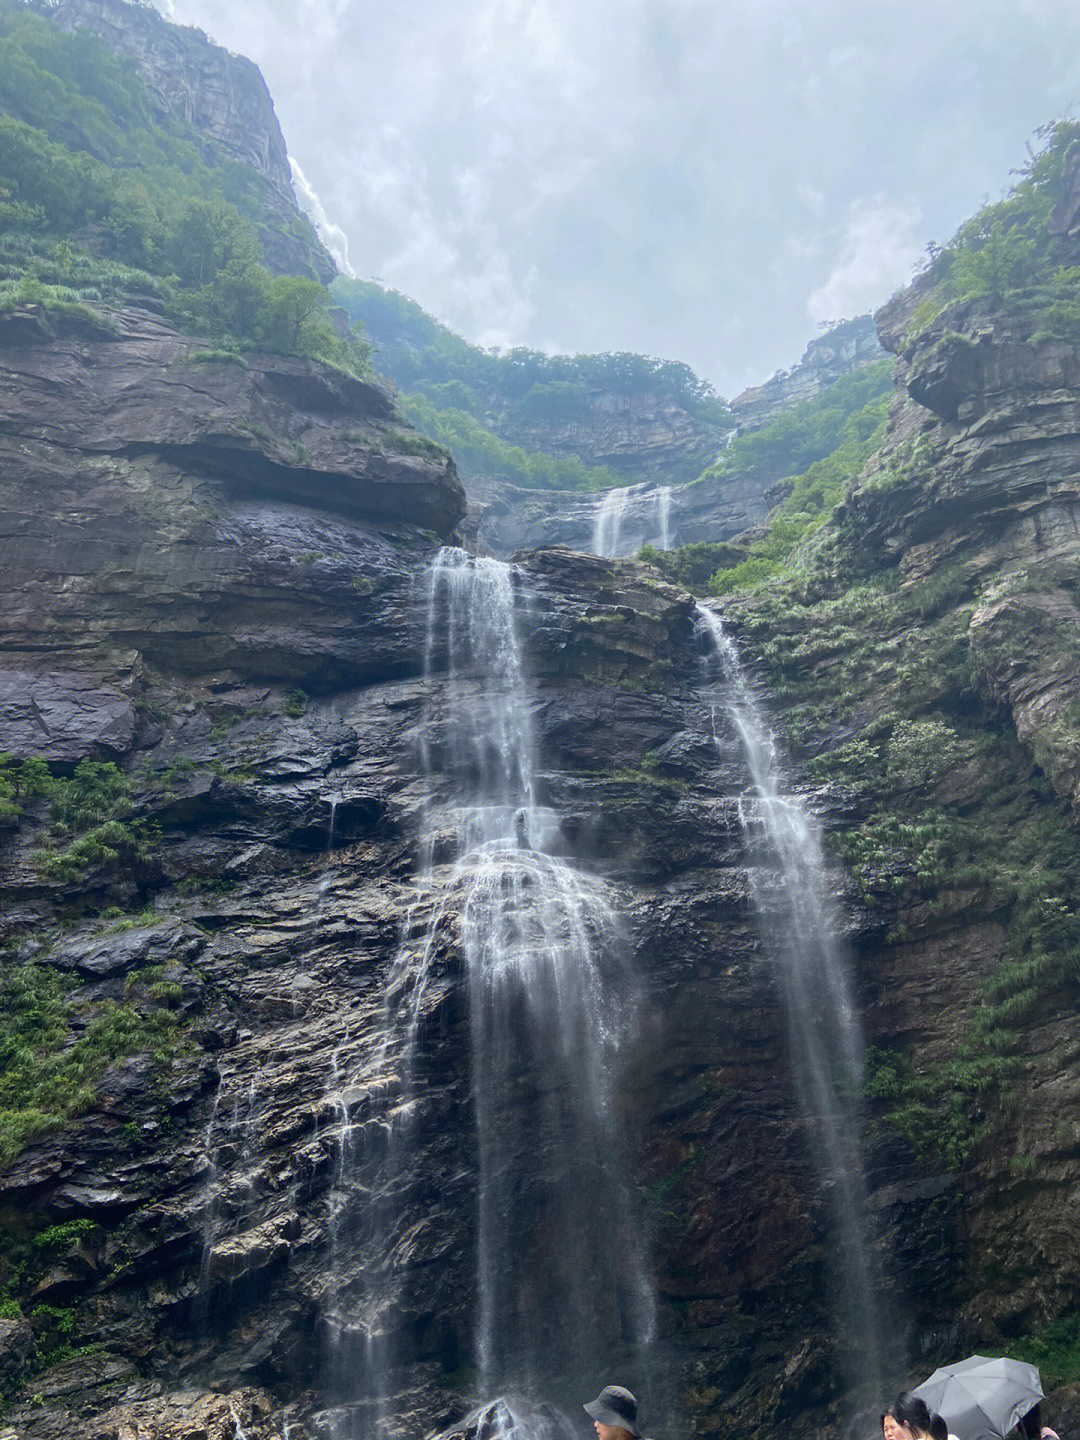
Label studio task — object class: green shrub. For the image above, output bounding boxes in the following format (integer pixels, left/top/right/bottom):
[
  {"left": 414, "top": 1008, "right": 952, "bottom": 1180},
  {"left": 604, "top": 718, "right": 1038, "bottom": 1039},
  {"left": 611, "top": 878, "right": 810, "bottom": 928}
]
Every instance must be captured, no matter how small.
[
  {"left": 901, "top": 119, "right": 1080, "bottom": 341},
  {"left": 398, "top": 393, "right": 623, "bottom": 491},
  {"left": 1009, "top": 1311, "right": 1080, "bottom": 1384},
  {"left": 0, "top": 753, "right": 50, "bottom": 823},
  {"left": 31, "top": 1219, "right": 97, "bottom": 1251},
  {"left": 27, "top": 759, "right": 159, "bottom": 882},
  {"left": 702, "top": 381, "right": 890, "bottom": 597},
  {"left": 0, "top": 963, "right": 183, "bottom": 1165}
]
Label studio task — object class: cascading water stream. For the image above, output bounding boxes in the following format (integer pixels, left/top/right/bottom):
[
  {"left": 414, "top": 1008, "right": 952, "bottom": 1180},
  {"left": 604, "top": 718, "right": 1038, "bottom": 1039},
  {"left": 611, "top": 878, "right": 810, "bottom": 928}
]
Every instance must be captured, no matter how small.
[
  {"left": 657, "top": 487, "right": 672, "bottom": 550},
  {"left": 323, "top": 548, "right": 654, "bottom": 1438},
  {"left": 695, "top": 603, "right": 888, "bottom": 1407},
  {"left": 592, "top": 485, "right": 633, "bottom": 558},
  {"left": 592, "top": 484, "right": 674, "bottom": 557},
  {"left": 423, "top": 550, "right": 655, "bottom": 1398}
]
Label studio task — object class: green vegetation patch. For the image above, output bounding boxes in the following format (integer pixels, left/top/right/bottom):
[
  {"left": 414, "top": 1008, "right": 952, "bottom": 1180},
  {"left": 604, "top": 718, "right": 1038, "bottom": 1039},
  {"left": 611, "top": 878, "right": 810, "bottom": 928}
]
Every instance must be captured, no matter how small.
[
  {"left": 399, "top": 392, "right": 624, "bottom": 491},
  {"left": 26, "top": 759, "right": 159, "bottom": 882},
  {"left": 0, "top": 753, "right": 50, "bottom": 824},
  {"left": 709, "top": 360, "right": 894, "bottom": 483},
  {"left": 901, "top": 120, "right": 1080, "bottom": 343},
  {"left": 333, "top": 276, "right": 730, "bottom": 489},
  {"left": 333, "top": 277, "right": 730, "bottom": 423},
  {"left": 675, "top": 364, "right": 895, "bottom": 597},
  {"left": 0, "top": 4, "right": 371, "bottom": 375},
  {"left": 0, "top": 961, "right": 184, "bottom": 1165},
  {"left": 1007, "top": 1310, "right": 1080, "bottom": 1385}
]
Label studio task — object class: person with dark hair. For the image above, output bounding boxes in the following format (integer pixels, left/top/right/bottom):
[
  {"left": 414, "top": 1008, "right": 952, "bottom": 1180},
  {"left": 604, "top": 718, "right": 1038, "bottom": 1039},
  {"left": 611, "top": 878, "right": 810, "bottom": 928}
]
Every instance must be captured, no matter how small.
[
  {"left": 1020, "top": 1404, "right": 1060, "bottom": 1440},
  {"left": 929, "top": 1415, "right": 949, "bottom": 1440},
  {"left": 881, "top": 1392, "right": 938, "bottom": 1440}
]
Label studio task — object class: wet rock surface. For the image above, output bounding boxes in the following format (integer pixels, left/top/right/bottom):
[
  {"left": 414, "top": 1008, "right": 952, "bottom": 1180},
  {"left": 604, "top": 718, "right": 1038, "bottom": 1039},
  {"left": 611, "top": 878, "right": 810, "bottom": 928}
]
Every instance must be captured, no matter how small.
[
  {"left": 470, "top": 469, "right": 772, "bottom": 558},
  {"left": 0, "top": 304, "right": 463, "bottom": 698},
  {"left": 0, "top": 379, "right": 843, "bottom": 1440}
]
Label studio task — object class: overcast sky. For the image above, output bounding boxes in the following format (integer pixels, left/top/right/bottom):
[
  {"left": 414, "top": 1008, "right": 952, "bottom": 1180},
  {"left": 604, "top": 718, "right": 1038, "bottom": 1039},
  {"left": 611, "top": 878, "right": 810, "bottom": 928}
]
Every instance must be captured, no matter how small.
[{"left": 154, "top": 0, "right": 1080, "bottom": 396}]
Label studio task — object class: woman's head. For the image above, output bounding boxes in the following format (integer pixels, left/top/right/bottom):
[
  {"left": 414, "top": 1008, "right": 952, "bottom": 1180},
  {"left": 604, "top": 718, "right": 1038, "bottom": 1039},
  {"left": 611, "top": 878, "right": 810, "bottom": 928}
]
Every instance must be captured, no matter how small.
[{"left": 882, "top": 1392, "right": 936, "bottom": 1440}]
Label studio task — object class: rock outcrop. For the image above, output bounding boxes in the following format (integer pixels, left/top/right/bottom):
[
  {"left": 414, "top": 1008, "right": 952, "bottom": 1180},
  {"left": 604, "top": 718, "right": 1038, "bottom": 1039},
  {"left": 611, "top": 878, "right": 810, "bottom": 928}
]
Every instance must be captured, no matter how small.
[
  {"left": 850, "top": 290, "right": 1080, "bottom": 818},
  {"left": 488, "top": 385, "right": 728, "bottom": 484},
  {"left": 730, "top": 314, "right": 884, "bottom": 430},
  {"left": 0, "top": 303, "right": 464, "bottom": 702}
]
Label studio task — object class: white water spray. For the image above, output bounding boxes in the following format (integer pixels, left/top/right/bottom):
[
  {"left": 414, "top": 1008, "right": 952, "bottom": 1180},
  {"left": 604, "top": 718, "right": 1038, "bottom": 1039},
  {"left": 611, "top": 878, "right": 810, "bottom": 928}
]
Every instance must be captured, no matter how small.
[
  {"left": 591, "top": 483, "right": 676, "bottom": 557},
  {"left": 695, "top": 603, "right": 887, "bottom": 1405},
  {"left": 323, "top": 549, "right": 654, "bottom": 1434}
]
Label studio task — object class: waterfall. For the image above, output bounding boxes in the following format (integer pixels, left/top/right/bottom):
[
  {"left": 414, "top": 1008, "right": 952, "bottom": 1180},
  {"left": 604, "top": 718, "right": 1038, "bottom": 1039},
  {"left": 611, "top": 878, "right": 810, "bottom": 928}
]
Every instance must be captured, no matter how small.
[
  {"left": 592, "top": 483, "right": 675, "bottom": 557},
  {"left": 592, "top": 485, "right": 633, "bottom": 557},
  {"left": 695, "top": 603, "right": 887, "bottom": 1406},
  {"left": 657, "top": 486, "right": 672, "bottom": 551},
  {"left": 425, "top": 549, "right": 653, "bottom": 1395},
  {"left": 324, "top": 548, "right": 653, "bottom": 1436}
]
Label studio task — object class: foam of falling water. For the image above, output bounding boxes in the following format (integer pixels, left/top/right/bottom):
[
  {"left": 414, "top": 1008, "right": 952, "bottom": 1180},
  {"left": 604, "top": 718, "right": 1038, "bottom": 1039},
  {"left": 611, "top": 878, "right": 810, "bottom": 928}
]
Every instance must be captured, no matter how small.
[
  {"left": 694, "top": 603, "right": 888, "bottom": 1407},
  {"left": 322, "top": 547, "right": 654, "bottom": 1434},
  {"left": 419, "top": 549, "right": 653, "bottom": 1392},
  {"left": 437, "top": 1395, "right": 579, "bottom": 1440},
  {"left": 592, "top": 485, "right": 633, "bottom": 558},
  {"left": 228, "top": 1397, "right": 249, "bottom": 1440},
  {"left": 657, "top": 486, "right": 672, "bottom": 550},
  {"left": 592, "top": 483, "right": 675, "bottom": 557}
]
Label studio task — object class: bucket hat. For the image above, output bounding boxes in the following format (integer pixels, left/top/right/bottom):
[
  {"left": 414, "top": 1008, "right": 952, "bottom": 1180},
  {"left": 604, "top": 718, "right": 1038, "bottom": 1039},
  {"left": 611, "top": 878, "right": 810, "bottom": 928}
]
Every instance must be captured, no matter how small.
[{"left": 584, "top": 1387, "right": 641, "bottom": 1438}]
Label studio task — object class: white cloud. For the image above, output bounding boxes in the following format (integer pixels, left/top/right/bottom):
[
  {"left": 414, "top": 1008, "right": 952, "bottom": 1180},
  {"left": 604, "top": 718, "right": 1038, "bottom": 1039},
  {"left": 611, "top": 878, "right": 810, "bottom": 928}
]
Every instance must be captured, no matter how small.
[
  {"left": 158, "top": 0, "right": 1080, "bottom": 391},
  {"left": 807, "top": 198, "right": 924, "bottom": 327}
]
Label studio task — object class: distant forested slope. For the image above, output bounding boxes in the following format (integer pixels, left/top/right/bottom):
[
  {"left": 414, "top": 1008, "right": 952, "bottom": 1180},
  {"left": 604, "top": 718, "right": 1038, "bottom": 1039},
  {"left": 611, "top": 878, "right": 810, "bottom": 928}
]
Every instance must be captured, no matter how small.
[{"left": 333, "top": 277, "right": 733, "bottom": 489}]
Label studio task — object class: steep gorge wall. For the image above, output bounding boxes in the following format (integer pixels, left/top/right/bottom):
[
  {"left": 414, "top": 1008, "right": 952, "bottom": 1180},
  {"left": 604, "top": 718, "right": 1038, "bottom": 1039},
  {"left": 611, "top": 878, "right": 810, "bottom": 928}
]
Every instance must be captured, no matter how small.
[
  {"left": 0, "top": 303, "right": 922, "bottom": 1440},
  {"left": 4, "top": 6, "right": 1080, "bottom": 1436},
  {"left": 729, "top": 315, "right": 884, "bottom": 431}
]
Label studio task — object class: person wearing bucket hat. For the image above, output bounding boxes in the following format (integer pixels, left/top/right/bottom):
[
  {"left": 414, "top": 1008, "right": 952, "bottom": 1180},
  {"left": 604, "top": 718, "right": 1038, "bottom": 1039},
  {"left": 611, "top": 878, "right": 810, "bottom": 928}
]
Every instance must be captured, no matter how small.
[{"left": 584, "top": 1386, "right": 643, "bottom": 1440}]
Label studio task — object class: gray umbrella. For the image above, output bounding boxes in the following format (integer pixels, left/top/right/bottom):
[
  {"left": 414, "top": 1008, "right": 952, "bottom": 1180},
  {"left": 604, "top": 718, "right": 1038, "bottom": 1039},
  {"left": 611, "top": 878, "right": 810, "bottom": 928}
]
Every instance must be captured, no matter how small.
[{"left": 914, "top": 1355, "right": 1044, "bottom": 1440}]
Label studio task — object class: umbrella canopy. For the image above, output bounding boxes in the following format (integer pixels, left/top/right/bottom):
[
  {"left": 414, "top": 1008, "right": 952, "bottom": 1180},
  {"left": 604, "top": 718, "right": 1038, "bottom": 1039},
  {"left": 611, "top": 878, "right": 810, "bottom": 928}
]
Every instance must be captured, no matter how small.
[{"left": 914, "top": 1355, "right": 1044, "bottom": 1440}]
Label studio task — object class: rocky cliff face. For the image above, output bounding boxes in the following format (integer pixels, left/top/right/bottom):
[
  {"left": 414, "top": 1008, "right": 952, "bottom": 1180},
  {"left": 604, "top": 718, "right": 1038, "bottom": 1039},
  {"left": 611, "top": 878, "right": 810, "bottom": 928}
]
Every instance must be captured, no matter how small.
[
  {"left": 730, "top": 315, "right": 884, "bottom": 431},
  {"left": 25, "top": 0, "right": 335, "bottom": 282},
  {"left": 468, "top": 468, "right": 774, "bottom": 558},
  {"left": 0, "top": 297, "right": 465, "bottom": 845},
  {"left": 712, "top": 231, "right": 1080, "bottom": 1417},
  {"left": 2, "top": 248, "right": 1080, "bottom": 1440},
  {"left": 0, "top": 298, "right": 915, "bottom": 1440},
  {"left": 488, "top": 388, "right": 727, "bottom": 485}
]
